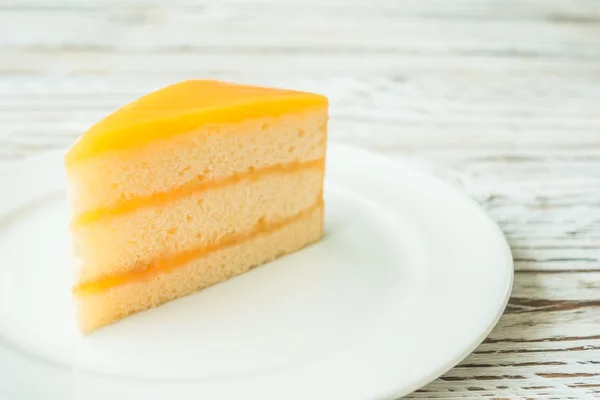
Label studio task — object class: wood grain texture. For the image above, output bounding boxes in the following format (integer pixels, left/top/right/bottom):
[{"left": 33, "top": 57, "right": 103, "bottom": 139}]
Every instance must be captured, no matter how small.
[{"left": 1, "top": 0, "right": 599, "bottom": 398}]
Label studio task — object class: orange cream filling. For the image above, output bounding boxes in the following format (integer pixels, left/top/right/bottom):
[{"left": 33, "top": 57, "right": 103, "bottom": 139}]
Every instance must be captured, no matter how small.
[
  {"left": 73, "top": 158, "right": 325, "bottom": 226},
  {"left": 73, "top": 200, "right": 323, "bottom": 296}
]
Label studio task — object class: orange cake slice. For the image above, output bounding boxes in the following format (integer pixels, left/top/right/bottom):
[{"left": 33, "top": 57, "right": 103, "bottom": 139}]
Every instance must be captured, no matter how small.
[{"left": 65, "top": 80, "right": 328, "bottom": 333}]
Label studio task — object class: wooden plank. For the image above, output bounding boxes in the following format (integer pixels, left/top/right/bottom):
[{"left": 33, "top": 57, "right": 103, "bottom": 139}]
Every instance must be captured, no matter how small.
[
  {"left": 1, "top": 73, "right": 600, "bottom": 147},
  {"left": 2, "top": 0, "right": 600, "bottom": 21},
  {"left": 3, "top": 50, "right": 600, "bottom": 78},
  {"left": 1, "top": 8, "right": 598, "bottom": 58}
]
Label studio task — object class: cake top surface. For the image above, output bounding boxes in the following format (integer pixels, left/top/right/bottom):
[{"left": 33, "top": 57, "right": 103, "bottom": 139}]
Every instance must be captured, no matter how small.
[{"left": 65, "top": 80, "right": 328, "bottom": 164}]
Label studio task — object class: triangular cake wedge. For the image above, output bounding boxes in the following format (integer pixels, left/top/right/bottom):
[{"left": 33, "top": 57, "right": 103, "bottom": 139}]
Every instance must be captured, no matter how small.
[{"left": 65, "top": 80, "right": 328, "bottom": 333}]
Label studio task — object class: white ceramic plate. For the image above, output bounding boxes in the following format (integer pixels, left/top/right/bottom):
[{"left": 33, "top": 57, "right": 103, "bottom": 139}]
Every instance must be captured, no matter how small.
[{"left": 0, "top": 144, "right": 512, "bottom": 400}]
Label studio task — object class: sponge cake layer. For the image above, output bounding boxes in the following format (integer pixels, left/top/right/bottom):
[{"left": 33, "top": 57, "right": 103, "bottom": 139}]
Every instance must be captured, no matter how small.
[
  {"left": 75, "top": 203, "right": 324, "bottom": 333},
  {"left": 67, "top": 110, "right": 327, "bottom": 218},
  {"left": 73, "top": 164, "right": 324, "bottom": 284}
]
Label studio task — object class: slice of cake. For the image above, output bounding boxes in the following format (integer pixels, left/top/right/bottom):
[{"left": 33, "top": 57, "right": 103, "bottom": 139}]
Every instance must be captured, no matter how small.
[{"left": 65, "top": 80, "right": 328, "bottom": 333}]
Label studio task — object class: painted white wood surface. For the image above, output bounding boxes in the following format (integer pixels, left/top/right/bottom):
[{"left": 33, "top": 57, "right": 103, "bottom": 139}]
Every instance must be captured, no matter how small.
[{"left": 1, "top": 0, "right": 599, "bottom": 398}]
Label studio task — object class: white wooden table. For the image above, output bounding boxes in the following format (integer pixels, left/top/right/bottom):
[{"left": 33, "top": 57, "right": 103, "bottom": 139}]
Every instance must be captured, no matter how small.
[{"left": 1, "top": 0, "right": 600, "bottom": 398}]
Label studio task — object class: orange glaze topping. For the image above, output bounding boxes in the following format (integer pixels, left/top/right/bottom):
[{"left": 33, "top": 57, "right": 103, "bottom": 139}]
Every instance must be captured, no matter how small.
[
  {"left": 72, "top": 200, "right": 323, "bottom": 296},
  {"left": 73, "top": 158, "right": 325, "bottom": 226},
  {"left": 65, "top": 80, "right": 328, "bottom": 164}
]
